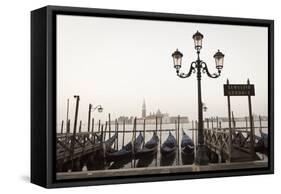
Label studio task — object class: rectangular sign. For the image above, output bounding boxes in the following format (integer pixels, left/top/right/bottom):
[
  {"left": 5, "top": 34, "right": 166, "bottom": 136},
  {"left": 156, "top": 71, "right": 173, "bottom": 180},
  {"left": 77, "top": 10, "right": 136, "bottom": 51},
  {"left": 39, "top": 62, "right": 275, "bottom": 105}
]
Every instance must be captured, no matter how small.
[{"left": 224, "top": 84, "right": 255, "bottom": 96}]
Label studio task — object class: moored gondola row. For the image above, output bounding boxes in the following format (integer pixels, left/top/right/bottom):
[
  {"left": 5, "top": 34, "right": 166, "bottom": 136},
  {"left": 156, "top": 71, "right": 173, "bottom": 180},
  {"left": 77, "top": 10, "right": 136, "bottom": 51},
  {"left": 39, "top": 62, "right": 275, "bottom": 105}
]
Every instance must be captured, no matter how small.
[
  {"left": 107, "top": 130, "right": 195, "bottom": 169},
  {"left": 57, "top": 96, "right": 268, "bottom": 173},
  {"left": 57, "top": 123, "right": 269, "bottom": 172},
  {"left": 57, "top": 129, "right": 197, "bottom": 172}
]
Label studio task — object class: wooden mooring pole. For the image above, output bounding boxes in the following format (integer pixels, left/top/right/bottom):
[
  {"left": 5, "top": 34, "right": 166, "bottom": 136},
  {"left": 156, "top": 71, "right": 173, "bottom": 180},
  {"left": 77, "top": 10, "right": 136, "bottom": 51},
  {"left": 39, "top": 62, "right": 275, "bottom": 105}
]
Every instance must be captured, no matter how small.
[
  {"left": 132, "top": 117, "right": 137, "bottom": 168},
  {"left": 259, "top": 115, "right": 262, "bottom": 133},
  {"left": 66, "top": 119, "right": 70, "bottom": 133},
  {"left": 114, "top": 119, "right": 117, "bottom": 150},
  {"left": 247, "top": 79, "right": 255, "bottom": 159},
  {"left": 91, "top": 118, "right": 94, "bottom": 133},
  {"left": 122, "top": 120, "right": 125, "bottom": 147},
  {"left": 116, "top": 120, "right": 119, "bottom": 150},
  {"left": 72, "top": 95, "right": 80, "bottom": 138},
  {"left": 195, "top": 121, "right": 198, "bottom": 150},
  {"left": 108, "top": 114, "right": 111, "bottom": 138},
  {"left": 71, "top": 95, "right": 80, "bottom": 169},
  {"left": 61, "top": 120, "right": 64, "bottom": 134},
  {"left": 113, "top": 119, "right": 116, "bottom": 149},
  {"left": 216, "top": 116, "right": 219, "bottom": 130},
  {"left": 245, "top": 117, "right": 248, "bottom": 131},
  {"left": 155, "top": 116, "right": 158, "bottom": 167},
  {"left": 155, "top": 116, "right": 158, "bottom": 136},
  {"left": 192, "top": 120, "right": 194, "bottom": 142},
  {"left": 143, "top": 119, "right": 146, "bottom": 147},
  {"left": 100, "top": 124, "right": 104, "bottom": 143},
  {"left": 232, "top": 111, "right": 236, "bottom": 128},
  {"left": 226, "top": 79, "right": 233, "bottom": 162},
  {"left": 103, "top": 122, "right": 108, "bottom": 142},
  {"left": 92, "top": 118, "right": 95, "bottom": 144},
  {"left": 108, "top": 120, "right": 111, "bottom": 140},
  {"left": 79, "top": 120, "right": 82, "bottom": 133},
  {"left": 134, "top": 117, "right": 137, "bottom": 140},
  {"left": 66, "top": 98, "right": 69, "bottom": 133},
  {"left": 87, "top": 104, "right": 92, "bottom": 132},
  {"left": 177, "top": 115, "right": 180, "bottom": 165},
  {"left": 160, "top": 117, "right": 162, "bottom": 147}
]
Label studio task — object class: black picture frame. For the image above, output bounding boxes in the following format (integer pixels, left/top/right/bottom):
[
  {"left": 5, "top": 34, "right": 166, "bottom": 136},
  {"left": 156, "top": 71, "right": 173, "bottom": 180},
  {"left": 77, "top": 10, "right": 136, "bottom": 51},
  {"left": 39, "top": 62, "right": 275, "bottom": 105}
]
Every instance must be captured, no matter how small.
[{"left": 31, "top": 5, "right": 274, "bottom": 188}]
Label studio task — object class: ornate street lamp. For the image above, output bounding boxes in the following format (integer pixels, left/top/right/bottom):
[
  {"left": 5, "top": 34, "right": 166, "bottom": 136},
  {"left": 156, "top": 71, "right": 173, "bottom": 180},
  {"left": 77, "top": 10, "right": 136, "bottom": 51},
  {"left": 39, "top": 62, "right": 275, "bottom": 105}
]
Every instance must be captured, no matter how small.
[
  {"left": 87, "top": 104, "right": 103, "bottom": 132},
  {"left": 89, "top": 104, "right": 103, "bottom": 113},
  {"left": 96, "top": 105, "right": 104, "bottom": 113},
  {"left": 214, "top": 50, "right": 225, "bottom": 71},
  {"left": 171, "top": 31, "right": 225, "bottom": 165},
  {"left": 172, "top": 49, "right": 183, "bottom": 70},
  {"left": 193, "top": 31, "right": 203, "bottom": 50}
]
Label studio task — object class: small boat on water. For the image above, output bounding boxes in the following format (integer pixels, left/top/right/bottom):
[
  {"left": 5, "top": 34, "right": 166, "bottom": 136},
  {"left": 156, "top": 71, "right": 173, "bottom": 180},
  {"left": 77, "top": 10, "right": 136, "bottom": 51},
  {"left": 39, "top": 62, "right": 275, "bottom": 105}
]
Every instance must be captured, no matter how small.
[
  {"left": 160, "top": 132, "right": 177, "bottom": 157},
  {"left": 94, "top": 133, "right": 119, "bottom": 163},
  {"left": 160, "top": 152, "right": 176, "bottom": 166},
  {"left": 104, "top": 133, "right": 118, "bottom": 149},
  {"left": 181, "top": 130, "right": 194, "bottom": 164},
  {"left": 136, "top": 155, "right": 155, "bottom": 168},
  {"left": 135, "top": 132, "right": 159, "bottom": 159},
  {"left": 260, "top": 131, "right": 268, "bottom": 149},
  {"left": 106, "top": 132, "right": 143, "bottom": 162},
  {"left": 255, "top": 130, "right": 268, "bottom": 155}
]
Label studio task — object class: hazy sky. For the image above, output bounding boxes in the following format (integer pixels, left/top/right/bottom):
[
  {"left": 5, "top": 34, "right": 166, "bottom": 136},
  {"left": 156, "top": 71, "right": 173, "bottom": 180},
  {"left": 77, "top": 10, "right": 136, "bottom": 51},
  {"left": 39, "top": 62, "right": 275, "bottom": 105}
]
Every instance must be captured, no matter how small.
[{"left": 57, "top": 15, "right": 268, "bottom": 124}]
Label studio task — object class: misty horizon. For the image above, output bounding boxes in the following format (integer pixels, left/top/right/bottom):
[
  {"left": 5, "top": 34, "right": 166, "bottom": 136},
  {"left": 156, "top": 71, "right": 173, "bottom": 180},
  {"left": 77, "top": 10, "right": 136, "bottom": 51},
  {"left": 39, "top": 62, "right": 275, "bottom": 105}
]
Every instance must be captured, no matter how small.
[{"left": 56, "top": 15, "right": 268, "bottom": 125}]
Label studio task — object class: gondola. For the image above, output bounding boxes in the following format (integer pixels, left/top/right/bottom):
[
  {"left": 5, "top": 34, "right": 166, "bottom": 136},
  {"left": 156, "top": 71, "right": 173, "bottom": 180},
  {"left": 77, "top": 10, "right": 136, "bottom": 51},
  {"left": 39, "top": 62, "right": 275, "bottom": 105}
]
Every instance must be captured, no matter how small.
[
  {"left": 95, "top": 133, "right": 119, "bottom": 162},
  {"left": 181, "top": 130, "right": 194, "bottom": 164},
  {"left": 160, "top": 132, "right": 177, "bottom": 157},
  {"left": 135, "top": 132, "right": 159, "bottom": 159},
  {"left": 104, "top": 133, "right": 118, "bottom": 149},
  {"left": 136, "top": 154, "right": 155, "bottom": 168},
  {"left": 160, "top": 152, "right": 176, "bottom": 166},
  {"left": 260, "top": 131, "right": 268, "bottom": 149},
  {"left": 108, "top": 155, "right": 133, "bottom": 169},
  {"left": 255, "top": 130, "right": 268, "bottom": 155},
  {"left": 106, "top": 132, "right": 143, "bottom": 162}
]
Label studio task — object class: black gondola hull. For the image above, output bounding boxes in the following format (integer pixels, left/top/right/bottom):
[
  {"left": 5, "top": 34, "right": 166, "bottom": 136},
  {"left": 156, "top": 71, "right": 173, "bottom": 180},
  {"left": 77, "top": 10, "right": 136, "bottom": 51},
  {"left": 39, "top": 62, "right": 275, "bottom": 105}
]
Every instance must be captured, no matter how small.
[
  {"left": 160, "top": 146, "right": 176, "bottom": 157},
  {"left": 135, "top": 147, "right": 158, "bottom": 159},
  {"left": 136, "top": 133, "right": 159, "bottom": 159},
  {"left": 106, "top": 133, "right": 144, "bottom": 162},
  {"left": 181, "top": 131, "right": 195, "bottom": 164},
  {"left": 160, "top": 132, "right": 177, "bottom": 158}
]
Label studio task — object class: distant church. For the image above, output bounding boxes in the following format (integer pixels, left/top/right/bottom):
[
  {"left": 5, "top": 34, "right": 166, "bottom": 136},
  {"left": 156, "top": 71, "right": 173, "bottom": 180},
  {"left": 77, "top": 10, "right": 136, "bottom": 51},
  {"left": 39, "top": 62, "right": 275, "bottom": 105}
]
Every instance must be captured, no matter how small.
[{"left": 139, "top": 99, "right": 189, "bottom": 124}]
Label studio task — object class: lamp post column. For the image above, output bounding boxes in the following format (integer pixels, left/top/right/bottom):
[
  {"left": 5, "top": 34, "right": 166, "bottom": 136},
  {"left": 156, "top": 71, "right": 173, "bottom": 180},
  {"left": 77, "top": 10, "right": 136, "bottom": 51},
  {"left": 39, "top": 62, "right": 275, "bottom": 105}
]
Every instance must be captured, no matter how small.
[
  {"left": 197, "top": 63, "right": 203, "bottom": 146},
  {"left": 195, "top": 61, "right": 209, "bottom": 165},
  {"left": 171, "top": 31, "right": 225, "bottom": 166}
]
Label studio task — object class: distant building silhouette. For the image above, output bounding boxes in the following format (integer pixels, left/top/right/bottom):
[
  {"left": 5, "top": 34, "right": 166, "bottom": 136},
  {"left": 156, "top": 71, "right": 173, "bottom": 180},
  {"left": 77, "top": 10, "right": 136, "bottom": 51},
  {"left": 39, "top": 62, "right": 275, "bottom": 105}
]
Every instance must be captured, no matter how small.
[
  {"left": 139, "top": 101, "right": 189, "bottom": 124},
  {"left": 119, "top": 101, "right": 190, "bottom": 124}
]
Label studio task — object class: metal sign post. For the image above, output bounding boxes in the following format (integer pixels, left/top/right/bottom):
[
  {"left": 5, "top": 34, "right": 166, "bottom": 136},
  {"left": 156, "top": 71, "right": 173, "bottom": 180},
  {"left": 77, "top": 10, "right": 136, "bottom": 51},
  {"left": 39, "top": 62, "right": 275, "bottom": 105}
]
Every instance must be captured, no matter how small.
[{"left": 224, "top": 79, "right": 255, "bottom": 160}]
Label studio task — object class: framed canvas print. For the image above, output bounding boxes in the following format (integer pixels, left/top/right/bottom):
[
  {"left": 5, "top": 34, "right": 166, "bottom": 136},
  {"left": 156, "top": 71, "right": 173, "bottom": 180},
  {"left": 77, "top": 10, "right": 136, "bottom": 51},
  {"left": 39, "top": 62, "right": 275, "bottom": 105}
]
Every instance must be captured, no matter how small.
[{"left": 31, "top": 5, "right": 274, "bottom": 188}]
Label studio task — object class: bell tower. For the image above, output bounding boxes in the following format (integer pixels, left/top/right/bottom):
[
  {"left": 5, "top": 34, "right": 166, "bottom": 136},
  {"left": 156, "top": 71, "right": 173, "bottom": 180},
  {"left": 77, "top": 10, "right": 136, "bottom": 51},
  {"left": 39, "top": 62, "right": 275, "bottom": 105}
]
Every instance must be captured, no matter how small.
[{"left": 142, "top": 99, "right": 146, "bottom": 118}]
